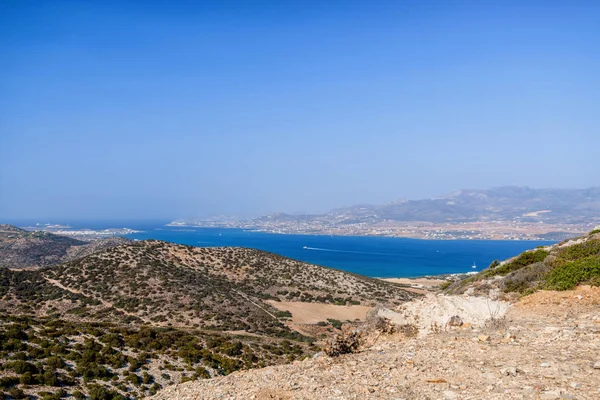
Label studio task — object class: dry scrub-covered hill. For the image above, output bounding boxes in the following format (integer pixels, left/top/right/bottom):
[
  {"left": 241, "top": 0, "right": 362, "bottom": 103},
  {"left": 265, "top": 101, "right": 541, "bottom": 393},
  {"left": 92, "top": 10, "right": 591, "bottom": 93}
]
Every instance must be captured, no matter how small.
[
  {"left": 0, "top": 239, "right": 416, "bottom": 399},
  {"left": 39, "top": 240, "right": 415, "bottom": 330},
  {"left": 0, "top": 224, "right": 129, "bottom": 269}
]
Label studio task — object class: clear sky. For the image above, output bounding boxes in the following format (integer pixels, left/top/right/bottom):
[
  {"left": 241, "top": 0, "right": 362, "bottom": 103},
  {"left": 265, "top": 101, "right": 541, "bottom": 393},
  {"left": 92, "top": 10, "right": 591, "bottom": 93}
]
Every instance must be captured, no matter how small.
[{"left": 1, "top": 0, "right": 599, "bottom": 221}]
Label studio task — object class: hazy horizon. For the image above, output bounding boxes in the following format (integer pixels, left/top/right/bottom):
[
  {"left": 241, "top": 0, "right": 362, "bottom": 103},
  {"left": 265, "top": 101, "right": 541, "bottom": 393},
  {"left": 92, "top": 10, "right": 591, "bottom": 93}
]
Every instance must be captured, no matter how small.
[{"left": 2, "top": 1, "right": 599, "bottom": 220}]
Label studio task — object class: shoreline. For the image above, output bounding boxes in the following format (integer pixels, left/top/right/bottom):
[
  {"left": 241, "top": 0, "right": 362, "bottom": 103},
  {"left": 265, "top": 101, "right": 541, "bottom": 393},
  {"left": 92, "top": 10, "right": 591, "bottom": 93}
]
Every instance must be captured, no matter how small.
[{"left": 165, "top": 223, "right": 567, "bottom": 241}]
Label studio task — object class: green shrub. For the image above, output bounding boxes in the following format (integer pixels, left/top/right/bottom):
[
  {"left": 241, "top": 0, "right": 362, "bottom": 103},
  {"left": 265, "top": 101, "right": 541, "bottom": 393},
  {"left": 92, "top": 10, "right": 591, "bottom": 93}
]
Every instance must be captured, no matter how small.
[
  {"left": 19, "top": 371, "right": 38, "bottom": 385},
  {"left": 39, "top": 389, "right": 67, "bottom": 400},
  {"left": 8, "top": 387, "right": 26, "bottom": 399},
  {"left": 42, "top": 370, "right": 59, "bottom": 386},
  {"left": 87, "top": 384, "right": 125, "bottom": 400},
  {"left": 142, "top": 371, "right": 153, "bottom": 384},
  {"left": 485, "top": 249, "right": 549, "bottom": 277},
  {"left": 554, "top": 239, "right": 600, "bottom": 263},
  {"left": 46, "top": 355, "right": 64, "bottom": 369},
  {"left": 275, "top": 311, "right": 292, "bottom": 318},
  {"left": 8, "top": 360, "right": 39, "bottom": 374},
  {"left": 327, "top": 319, "right": 343, "bottom": 329},
  {"left": 0, "top": 376, "right": 19, "bottom": 390},
  {"left": 126, "top": 372, "right": 141, "bottom": 386},
  {"left": 72, "top": 390, "right": 85, "bottom": 400},
  {"left": 546, "top": 256, "right": 600, "bottom": 291}
]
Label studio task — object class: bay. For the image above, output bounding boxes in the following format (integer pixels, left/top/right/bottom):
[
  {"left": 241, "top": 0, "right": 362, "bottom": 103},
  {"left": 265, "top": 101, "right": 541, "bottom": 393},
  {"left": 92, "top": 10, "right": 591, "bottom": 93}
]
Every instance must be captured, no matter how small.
[{"left": 124, "top": 225, "right": 554, "bottom": 278}]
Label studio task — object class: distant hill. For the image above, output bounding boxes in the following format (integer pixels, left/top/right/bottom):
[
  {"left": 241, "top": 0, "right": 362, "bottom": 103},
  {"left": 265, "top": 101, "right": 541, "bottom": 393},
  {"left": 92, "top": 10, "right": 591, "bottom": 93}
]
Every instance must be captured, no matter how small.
[
  {"left": 0, "top": 224, "right": 129, "bottom": 268},
  {"left": 0, "top": 239, "right": 415, "bottom": 399},
  {"left": 173, "top": 186, "right": 600, "bottom": 240},
  {"left": 263, "top": 186, "right": 600, "bottom": 224}
]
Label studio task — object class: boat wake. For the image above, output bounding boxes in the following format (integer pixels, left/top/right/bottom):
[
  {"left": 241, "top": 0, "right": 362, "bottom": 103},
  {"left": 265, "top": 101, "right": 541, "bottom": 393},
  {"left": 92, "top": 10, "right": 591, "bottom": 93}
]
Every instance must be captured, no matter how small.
[{"left": 302, "top": 246, "right": 387, "bottom": 256}]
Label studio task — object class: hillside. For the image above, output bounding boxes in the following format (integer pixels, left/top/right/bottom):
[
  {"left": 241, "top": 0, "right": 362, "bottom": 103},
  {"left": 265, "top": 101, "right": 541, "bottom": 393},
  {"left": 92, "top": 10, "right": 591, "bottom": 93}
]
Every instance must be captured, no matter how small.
[
  {"left": 445, "top": 227, "right": 600, "bottom": 297},
  {"left": 0, "top": 224, "right": 130, "bottom": 269},
  {"left": 37, "top": 241, "right": 415, "bottom": 328},
  {"left": 0, "top": 240, "right": 416, "bottom": 399}
]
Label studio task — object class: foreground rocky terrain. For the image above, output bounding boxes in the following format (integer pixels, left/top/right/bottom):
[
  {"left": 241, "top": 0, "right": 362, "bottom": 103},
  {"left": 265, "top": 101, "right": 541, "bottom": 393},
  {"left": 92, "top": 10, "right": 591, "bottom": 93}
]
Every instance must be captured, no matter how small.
[
  {"left": 152, "top": 285, "right": 600, "bottom": 400},
  {"left": 151, "top": 229, "right": 600, "bottom": 399},
  {"left": 2, "top": 225, "right": 599, "bottom": 399}
]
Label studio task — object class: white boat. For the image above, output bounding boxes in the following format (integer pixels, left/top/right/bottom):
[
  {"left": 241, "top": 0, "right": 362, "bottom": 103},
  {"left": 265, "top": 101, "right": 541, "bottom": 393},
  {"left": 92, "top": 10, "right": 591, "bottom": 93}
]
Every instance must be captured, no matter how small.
[{"left": 472, "top": 262, "right": 477, "bottom": 269}]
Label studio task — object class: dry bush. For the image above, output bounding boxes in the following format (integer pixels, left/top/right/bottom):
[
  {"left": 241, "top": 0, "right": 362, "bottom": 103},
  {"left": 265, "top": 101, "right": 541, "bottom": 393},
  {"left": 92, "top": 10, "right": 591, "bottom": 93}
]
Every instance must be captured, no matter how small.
[
  {"left": 483, "top": 300, "right": 508, "bottom": 332},
  {"left": 364, "top": 306, "right": 419, "bottom": 338},
  {"left": 324, "top": 326, "right": 363, "bottom": 357},
  {"left": 397, "top": 323, "right": 418, "bottom": 338},
  {"left": 430, "top": 321, "right": 445, "bottom": 334},
  {"left": 373, "top": 316, "right": 396, "bottom": 334},
  {"left": 499, "top": 261, "right": 550, "bottom": 294}
]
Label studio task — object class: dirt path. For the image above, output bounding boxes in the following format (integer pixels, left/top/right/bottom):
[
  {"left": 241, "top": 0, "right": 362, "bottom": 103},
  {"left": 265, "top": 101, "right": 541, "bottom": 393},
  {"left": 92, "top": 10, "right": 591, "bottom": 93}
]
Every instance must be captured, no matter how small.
[
  {"left": 230, "top": 289, "right": 280, "bottom": 320},
  {"left": 43, "top": 277, "right": 140, "bottom": 318}
]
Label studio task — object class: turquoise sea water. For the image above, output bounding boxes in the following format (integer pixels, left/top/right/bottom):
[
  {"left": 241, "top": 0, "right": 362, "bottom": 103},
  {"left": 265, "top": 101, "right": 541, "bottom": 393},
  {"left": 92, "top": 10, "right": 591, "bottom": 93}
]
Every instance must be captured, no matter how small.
[{"left": 120, "top": 225, "right": 553, "bottom": 278}]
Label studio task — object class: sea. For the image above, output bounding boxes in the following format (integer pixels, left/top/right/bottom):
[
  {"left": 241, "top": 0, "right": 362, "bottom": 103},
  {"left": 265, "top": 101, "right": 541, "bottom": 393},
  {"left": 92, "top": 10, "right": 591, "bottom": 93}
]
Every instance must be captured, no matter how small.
[{"left": 12, "top": 219, "right": 556, "bottom": 278}]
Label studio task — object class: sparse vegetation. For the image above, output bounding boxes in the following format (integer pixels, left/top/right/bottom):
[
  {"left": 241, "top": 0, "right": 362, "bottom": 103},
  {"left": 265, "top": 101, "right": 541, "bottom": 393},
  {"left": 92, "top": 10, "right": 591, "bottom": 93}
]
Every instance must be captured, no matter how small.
[
  {"left": 483, "top": 249, "right": 549, "bottom": 277},
  {"left": 0, "top": 236, "right": 416, "bottom": 398},
  {"left": 446, "top": 230, "right": 600, "bottom": 295}
]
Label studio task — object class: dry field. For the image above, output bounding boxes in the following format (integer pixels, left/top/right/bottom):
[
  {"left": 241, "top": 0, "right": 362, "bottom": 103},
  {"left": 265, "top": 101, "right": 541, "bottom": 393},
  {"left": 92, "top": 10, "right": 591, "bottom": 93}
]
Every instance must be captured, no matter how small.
[{"left": 266, "top": 301, "right": 371, "bottom": 325}]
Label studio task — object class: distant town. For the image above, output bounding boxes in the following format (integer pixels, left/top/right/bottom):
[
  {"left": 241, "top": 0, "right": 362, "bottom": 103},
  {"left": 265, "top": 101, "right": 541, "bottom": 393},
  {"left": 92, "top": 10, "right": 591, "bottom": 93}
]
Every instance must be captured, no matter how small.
[
  {"left": 22, "top": 224, "right": 141, "bottom": 240},
  {"left": 169, "top": 186, "right": 600, "bottom": 241},
  {"left": 167, "top": 219, "right": 591, "bottom": 241}
]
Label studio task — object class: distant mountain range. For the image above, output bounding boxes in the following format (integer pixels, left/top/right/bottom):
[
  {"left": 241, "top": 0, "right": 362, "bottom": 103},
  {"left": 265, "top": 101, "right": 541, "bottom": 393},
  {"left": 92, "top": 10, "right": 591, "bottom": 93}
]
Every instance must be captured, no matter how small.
[
  {"left": 171, "top": 186, "right": 600, "bottom": 240},
  {"left": 260, "top": 186, "right": 600, "bottom": 224}
]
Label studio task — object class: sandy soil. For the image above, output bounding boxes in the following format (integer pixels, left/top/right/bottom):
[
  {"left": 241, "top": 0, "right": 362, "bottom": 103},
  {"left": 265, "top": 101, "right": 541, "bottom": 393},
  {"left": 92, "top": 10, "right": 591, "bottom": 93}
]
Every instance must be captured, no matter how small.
[
  {"left": 515, "top": 284, "right": 600, "bottom": 316},
  {"left": 398, "top": 287, "right": 430, "bottom": 295},
  {"left": 266, "top": 301, "right": 371, "bottom": 324},
  {"left": 379, "top": 293, "right": 511, "bottom": 337},
  {"left": 381, "top": 277, "right": 446, "bottom": 287}
]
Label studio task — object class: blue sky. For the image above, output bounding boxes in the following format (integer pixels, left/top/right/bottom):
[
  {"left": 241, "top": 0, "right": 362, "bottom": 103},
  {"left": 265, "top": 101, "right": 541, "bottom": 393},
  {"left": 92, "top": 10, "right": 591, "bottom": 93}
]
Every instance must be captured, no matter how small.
[{"left": 1, "top": 0, "right": 599, "bottom": 220}]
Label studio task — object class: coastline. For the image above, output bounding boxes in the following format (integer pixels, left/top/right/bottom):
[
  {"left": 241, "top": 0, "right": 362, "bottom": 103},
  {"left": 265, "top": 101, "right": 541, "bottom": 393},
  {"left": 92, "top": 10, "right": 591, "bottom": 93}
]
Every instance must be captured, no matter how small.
[{"left": 165, "top": 222, "right": 576, "bottom": 241}]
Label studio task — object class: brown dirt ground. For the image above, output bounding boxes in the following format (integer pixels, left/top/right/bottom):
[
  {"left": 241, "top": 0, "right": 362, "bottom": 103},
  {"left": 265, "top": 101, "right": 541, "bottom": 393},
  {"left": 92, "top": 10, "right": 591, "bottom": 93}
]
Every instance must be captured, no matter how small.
[{"left": 266, "top": 301, "right": 371, "bottom": 324}]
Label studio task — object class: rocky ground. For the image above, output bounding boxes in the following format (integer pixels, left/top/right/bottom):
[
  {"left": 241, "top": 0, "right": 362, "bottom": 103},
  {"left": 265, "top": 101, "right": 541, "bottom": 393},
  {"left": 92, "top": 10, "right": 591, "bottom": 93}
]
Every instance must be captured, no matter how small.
[{"left": 152, "top": 286, "right": 600, "bottom": 400}]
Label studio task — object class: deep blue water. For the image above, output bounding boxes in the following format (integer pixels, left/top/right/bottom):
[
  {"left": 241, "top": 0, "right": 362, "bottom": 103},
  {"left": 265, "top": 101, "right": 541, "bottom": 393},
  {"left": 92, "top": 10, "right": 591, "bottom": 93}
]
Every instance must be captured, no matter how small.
[
  {"left": 11, "top": 220, "right": 554, "bottom": 278},
  {"left": 123, "top": 225, "right": 552, "bottom": 278}
]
